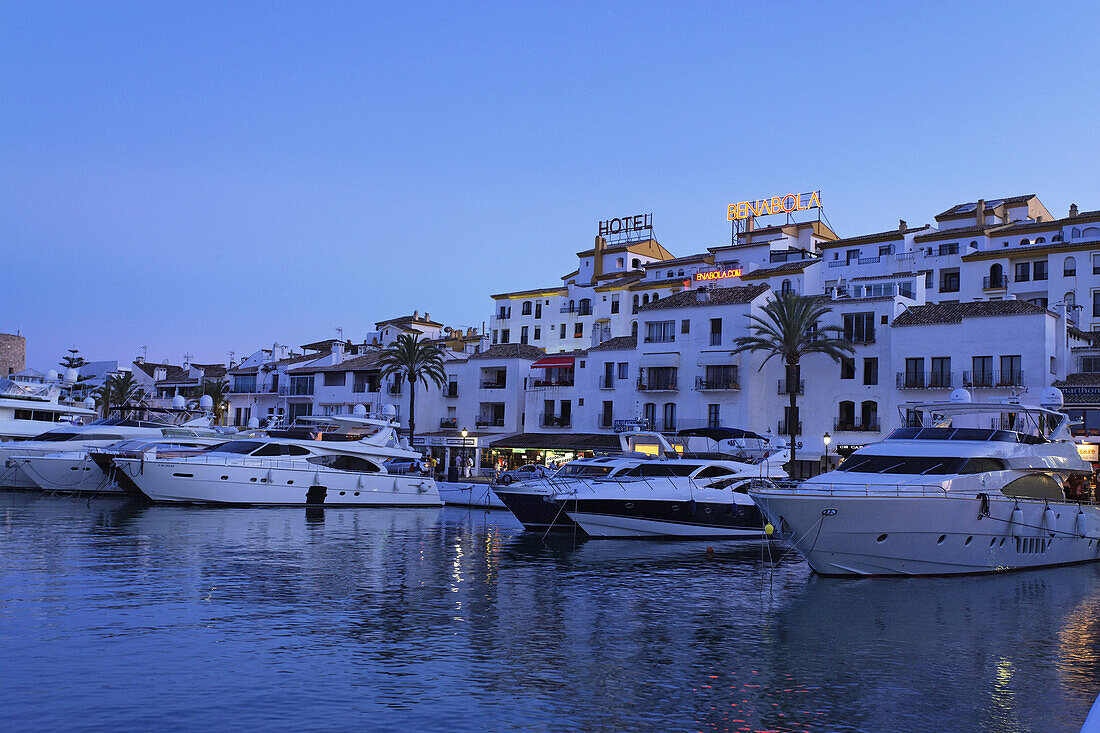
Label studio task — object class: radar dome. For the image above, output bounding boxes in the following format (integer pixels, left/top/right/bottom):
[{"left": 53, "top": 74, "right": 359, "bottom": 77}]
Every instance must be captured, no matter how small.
[
  {"left": 64, "top": 367, "right": 79, "bottom": 383},
  {"left": 82, "top": 396, "right": 96, "bottom": 410},
  {"left": 199, "top": 394, "right": 214, "bottom": 410},
  {"left": 1040, "top": 387, "right": 1064, "bottom": 410},
  {"left": 46, "top": 369, "right": 59, "bottom": 381},
  {"left": 248, "top": 415, "right": 260, "bottom": 428},
  {"left": 949, "top": 388, "right": 972, "bottom": 404},
  {"left": 352, "top": 403, "right": 367, "bottom": 416},
  {"left": 171, "top": 394, "right": 186, "bottom": 409},
  {"left": 381, "top": 404, "right": 397, "bottom": 420}
]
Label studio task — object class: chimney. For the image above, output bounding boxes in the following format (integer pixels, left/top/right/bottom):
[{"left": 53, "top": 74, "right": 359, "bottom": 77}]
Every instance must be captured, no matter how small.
[
  {"left": 899, "top": 219, "right": 907, "bottom": 233},
  {"left": 424, "top": 312, "right": 430, "bottom": 321},
  {"left": 135, "top": 356, "right": 144, "bottom": 364},
  {"left": 1070, "top": 203, "right": 1079, "bottom": 218},
  {"left": 413, "top": 310, "right": 419, "bottom": 319},
  {"left": 696, "top": 286, "right": 710, "bottom": 303},
  {"left": 975, "top": 199, "right": 985, "bottom": 227}
]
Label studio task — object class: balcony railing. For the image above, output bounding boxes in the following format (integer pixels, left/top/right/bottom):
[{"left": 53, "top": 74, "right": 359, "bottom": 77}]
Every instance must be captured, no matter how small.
[
  {"left": 613, "top": 418, "right": 653, "bottom": 432},
  {"left": 475, "top": 417, "right": 505, "bottom": 428},
  {"left": 896, "top": 371, "right": 954, "bottom": 389},
  {"left": 982, "top": 275, "right": 1010, "bottom": 290},
  {"left": 844, "top": 334, "right": 876, "bottom": 345},
  {"left": 444, "top": 385, "right": 458, "bottom": 398},
  {"left": 695, "top": 377, "right": 740, "bottom": 391},
  {"left": 529, "top": 378, "right": 573, "bottom": 389},
  {"left": 440, "top": 418, "right": 457, "bottom": 429},
  {"left": 833, "top": 418, "right": 881, "bottom": 432},
  {"left": 637, "top": 377, "right": 678, "bottom": 392},
  {"left": 777, "top": 378, "right": 804, "bottom": 395},
  {"left": 598, "top": 376, "right": 615, "bottom": 389},
  {"left": 289, "top": 384, "right": 314, "bottom": 396},
  {"left": 962, "top": 370, "right": 1024, "bottom": 388},
  {"left": 480, "top": 381, "right": 507, "bottom": 389},
  {"left": 540, "top": 414, "right": 572, "bottom": 428},
  {"left": 778, "top": 420, "right": 802, "bottom": 436},
  {"left": 857, "top": 256, "right": 881, "bottom": 265},
  {"left": 827, "top": 260, "right": 848, "bottom": 268}
]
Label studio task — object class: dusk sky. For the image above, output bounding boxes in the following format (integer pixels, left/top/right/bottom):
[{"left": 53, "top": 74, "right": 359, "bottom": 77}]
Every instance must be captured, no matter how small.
[{"left": 4, "top": 1, "right": 1098, "bottom": 370}]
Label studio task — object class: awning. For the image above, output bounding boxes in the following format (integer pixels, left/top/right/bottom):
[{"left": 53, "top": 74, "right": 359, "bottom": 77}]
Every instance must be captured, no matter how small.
[
  {"left": 531, "top": 356, "right": 575, "bottom": 369},
  {"left": 697, "top": 350, "right": 736, "bottom": 366},
  {"left": 639, "top": 352, "right": 680, "bottom": 368},
  {"left": 490, "top": 433, "right": 621, "bottom": 451}
]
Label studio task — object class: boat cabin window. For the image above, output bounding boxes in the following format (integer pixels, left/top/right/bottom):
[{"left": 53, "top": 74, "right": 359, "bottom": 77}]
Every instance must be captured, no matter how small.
[
  {"left": 837, "top": 454, "right": 1006, "bottom": 475},
  {"left": 706, "top": 477, "right": 750, "bottom": 492},
  {"left": 553, "top": 464, "right": 613, "bottom": 478},
  {"left": 886, "top": 427, "right": 1023, "bottom": 443},
  {"left": 251, "top": 443, "right": 312, "bottom": 457},
  {"left": 667, "top": 464, "right": 701, "bottom": 477},
  {"left": 80, "top": 433, "right": 126, "bottom": 441},
  {"left": 1000, "top": 474, "right": 1063, "bottom": 500},
  {"left": 211, "top": 440, "right": 267, "bottom": 454},
  {"left": 31, "top": 431, "right": 81, "bottom": 442},
  {"left": 307, "top": 455, "right": 381, "bottom": 473},
  {"left": 694, "top": 466, "right": 734, "bottom": 479}
]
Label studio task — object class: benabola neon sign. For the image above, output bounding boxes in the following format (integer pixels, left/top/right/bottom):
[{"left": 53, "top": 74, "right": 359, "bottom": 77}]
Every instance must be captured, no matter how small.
[
  {"left": 694, "top": 268, "right": 742, "bottom": 282},
  {"left": 728, "top": 191, "right": 821, "bottom": 221}
]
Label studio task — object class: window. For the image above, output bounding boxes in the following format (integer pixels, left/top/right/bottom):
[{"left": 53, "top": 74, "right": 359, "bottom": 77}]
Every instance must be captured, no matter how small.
[
  {"left": 925, "top": 272, "right": 934, "bottom": 289},
  {"left": 492, "top": 330, "right": 498, "bottom": 345},
  {"left": 843, "top": 312, "right": 875, "bottom": 343},
  {"left": 520, "top": 326, "right": 529, "bottom": 344},
  {"left": 1093, "top": 291, "right": 1100, "bottom": 318},
  {"left": 632, "top": 295, "right": 640, "bottom": 314},
  {"left": 840, "top": 358, "right": 855, "bottom": 379},
  {"left": 573, "top": 323, "right": 583, "bottom": 338},
  {"left": 501, "top": 329, "right": 510, "bottom": 344},
  {"left": 1015, "top": 262, "right": 1031, "bottom": 282},
  {"left": 1000, "top": 355, "right": 1022, "bottom": 386},
  {"left": 616, "top": 257, "right": 624, "bottom": 268},
  {"left": 681, "top": 319, "right": 690, "bottom": 334},
  {"left": 1093, "top": 253, "right": 1100, "bottom": 275},
  {"left": 611, "top": 297, "right": 619, "bottom": 314},
  {"left": 652, "top": 293, "right": 659, "bottom": 302},
  {"left": 781, "top": 279, "right": 792, "bottom": 293},
  {"left": 1083, "top": 356, "right": 1100, "bottom": 373},
  {"left": 323, "top": 372, "right": 345, "bottom": 387},
  {"left": 601, "top": 401, "right": 613, "bottom": 428},
  {"left": 940, "top": 270, "right": 960, "bottom": 292},
  {"left": 289, "top": 375, "right": 314, "bottom": 396},
  {"left": 704, "top": 364, "right": 738, "bottom": 389},
  {"left": 838, "top": 401, "right": 855, "bottom": 429},
  {"left": 645, "top": 321, "right": 676, "bottom": 343},
  {"left": 617, "top": 362, "right": 629, "bottom": 379},
  {"left": 631, "top": 321, "right": 638, "bottom": 338},
  {"left": 667, "top": 270, "right": 673, "bottom": 278},
  {"left": 1065, "top": 257, "right": 1077, "bottom": 277},
  {"left": 521, "top": 301, "right": 532, "bottom": 315},
  {"left": 904, "top": 358, "right": 925, "bottom": 388},
  {"left": 578, "top": 298, "right": 592, "bottom": 316},
  {"left": 559, "top": 323, "right": 566, "bottom": 339},
  {"left": 863, "top": 357, "right": 878, "bottom": 385},
  {"left": 707, "top": 404, "right": 720, "bottom": 429},
  {"left": 533, "top": 327, "right": 541, "bottom": 340},
  {"left": 710, "top": 318, "right": 722, "bottom": 346},
  {"left": 972, "top": 356, "right": 993, "bottom": 387},
  {"left": 930, "top": 357, "right": 951, "bottom": 387},
  {"left": 1034, "top": 260, "right": 1048, "bottom": 281},
  {"left": 232, "top": 375, "right": 256, "bottom": 393},
  {"left": 662, "top": 402, "right": 676, "bottom": 431},
  {"left": 878, "top": 244, "right": 893, "bottom": 256},
  {"left": 632, "top": 258, "right": 641, "bottom": 268},
  {"left": 643, "top": 402, "right": 656, "bottom": 426}
]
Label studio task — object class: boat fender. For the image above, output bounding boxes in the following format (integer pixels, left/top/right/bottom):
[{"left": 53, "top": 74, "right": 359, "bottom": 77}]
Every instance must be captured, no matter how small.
[
  {"left": 1042, "top": 505, "right": 1057, "bottom": 537},
  {"left": 357, "top": 474, "right": 364, "bottom": 489},
  {"left": 764, "top": 523, "right": 775, "bottom": 536},
  {"left": 1076, "top": 510, "right": 1088, "bottom": 538},
  {"left": 1009, "top": 504, "right": 1024, "bottom": 537},
  {"left": 393, "top": 478, "right": 400, "bottom": 492},
  {"left": 977, "top": 493, "right": 990, "bottom": 519}
]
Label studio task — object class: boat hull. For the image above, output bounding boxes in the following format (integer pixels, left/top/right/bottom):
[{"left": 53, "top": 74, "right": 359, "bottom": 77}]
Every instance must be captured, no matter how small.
[
  {"left": 17, "top": 453, "right": 123, "bottom": 494},
  {"left": 113, "top": 457, "right": 443, "bottom": 507},
  {"left": 493, "top": 484, "right": 580, "bottom": 532},
  {"left": 564, "top": 498, "right": 765, "bottom": 538},
  {"left": 436, "top": 481, "right": 506, "bottom": 509},
  {"left": 751, "top": 490, "right": 1100, "bottom": 576}
]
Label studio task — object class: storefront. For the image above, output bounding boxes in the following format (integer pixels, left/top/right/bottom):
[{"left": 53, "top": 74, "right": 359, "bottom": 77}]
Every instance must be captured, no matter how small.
[{"left": 488, "top": 433, "right": 622, "bottom": 470}]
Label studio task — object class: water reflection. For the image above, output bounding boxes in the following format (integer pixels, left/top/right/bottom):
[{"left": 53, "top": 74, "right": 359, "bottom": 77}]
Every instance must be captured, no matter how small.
[{"left": 0, "top": 495, "right": 1098, "bottom": 732}]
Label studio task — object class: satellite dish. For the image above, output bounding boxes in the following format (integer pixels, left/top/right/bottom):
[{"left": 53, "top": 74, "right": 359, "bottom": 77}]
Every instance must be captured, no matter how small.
[
  {"left": 46, "top": 369, "right": 59, "bottom": 381},
  {"left": 199, "top": 394, "right": 214, "bottom": 410},
  {"left": 949, "top": 388, "right": 972, "bottom": 404},
  {"left": 1040, "top": 387, "right": 1064, "bottom": 410},
  {"left": 172, "top": 394, "right": 186, "bottom": 409},
  {"left": 82, "top": 396, "right": 96, "bottom": 410},
  {"left": 381, "top": 404, "right": 397, "bottom": 420},
  {"left": 248, "top": 416, "right": 260, "bottom": 428},
  {"left": 64, "top": 367, "right": 79, "bottom": 384},
  {"left": 352, "top": 403, "right": 367, "bottom": 416}
]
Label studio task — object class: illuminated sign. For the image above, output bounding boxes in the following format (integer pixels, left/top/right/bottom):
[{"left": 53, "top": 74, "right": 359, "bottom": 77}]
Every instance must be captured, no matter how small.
[
  {"left": 727, "top": 191, "right": 822, "bottom": 221},
  {"left": 1078, "top": 443, "right": 1098, "bottom": 462},
  {"left": 694, "top": 268, "right": 742, "bottom": 282},
  {"left": 599, "top": 214, "right": 653, "bottom": 238}
]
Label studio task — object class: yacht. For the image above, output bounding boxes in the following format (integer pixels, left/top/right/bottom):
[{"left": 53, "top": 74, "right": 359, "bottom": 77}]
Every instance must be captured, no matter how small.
[
  {"left": 1, "top": 412, "right": 214, "bottom": 490},
  {"left": 749, "top": 388, "right": 1100, "bottom": 576},
  {"left": 110, "top": 416, "right": 442, "bottom": 507},
  {"left": 494, "top": 427, "right": 790, "bottom": 537},
  {"left": 0, "top": 377, "right": 96, "bottom": 441}
]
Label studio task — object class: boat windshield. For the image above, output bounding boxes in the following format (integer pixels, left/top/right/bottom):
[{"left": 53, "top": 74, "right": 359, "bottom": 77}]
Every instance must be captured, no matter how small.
[
  {"left": 886, "top": 427, "right": 1030, "bottom": 443},
  {"left": 553, "top": 464, "right": 614, "bottom": 478},
  {"left": 836, "top": 454, "right": 1007, "bottom": 475},
  {"left": 30, "top": 431, "right": 82, "bottom": 442},
  {"left": 209, "top": 440, "right": 267, "bottom": 454}
]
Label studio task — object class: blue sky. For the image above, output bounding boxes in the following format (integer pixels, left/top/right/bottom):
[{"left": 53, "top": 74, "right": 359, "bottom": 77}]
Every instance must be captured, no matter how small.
[{"left": 3, "top": 1, "right": 1098, "bottom": 369}]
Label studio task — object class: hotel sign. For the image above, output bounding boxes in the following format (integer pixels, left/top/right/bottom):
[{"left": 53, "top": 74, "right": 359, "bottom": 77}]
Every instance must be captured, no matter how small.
[
  {"left": 599, "top": 213, "right": 653, "bottom": 238},
  {"left": 1078, "top": 443, "right": 1099, "bottom": 462},
  {"left": 693, "top": 268, "right": 742, "bottom": 282},
  {"left": 727, "top": 191, "right": 822, "bottom": 221}
]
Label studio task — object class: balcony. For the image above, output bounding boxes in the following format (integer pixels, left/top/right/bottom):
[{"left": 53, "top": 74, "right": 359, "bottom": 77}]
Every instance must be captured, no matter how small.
[
  {"left": 778, "top": 420, "right": 802, "bottom": 436},
  {"left": 289, "top": 385, "right": 314, "bottom": 396},
  {"left": 695, "top": 377, "right": 740, "bottom": 391},
  {"left": 440, "top": 418, "right": 457, "bottom": 430},
  {"left": 637, "top": 377, "right": 678, "bottom": 392},
  {"left": 827, "top": 260, "right": 848, "bottom": 268},
  {"left": 475, "top": 417, "right": 505, "bottom": 428},
  {"left": 598, "top": 376, "right": 615, "bottom": 389},
  {"left": 939, "top": 283, "right": 960, "bottom": 293},
  {"left": 962, "top": 370, "right": 1024, "bottom": 388},
  {"left": 777, "top": 378, "right": 804, "bottom": 395},
  {"left": 982, "top": 275, "right": 1010, "bottom": 290},
  {"left": 480, "top": 381, "right": 507, "bottom": 389},
  {"left": 896, "top": 371, "right": 954, "bottom": 389},
  {"left": 444, "top": 385, "right": 458, "bottom": 398},
  {"left": 613, "top": 418, "right": 653, "bottom": 432},
  {"left": 845, "top": 334, "right": 876, "bottom": 345},
  {"left": 540, "top": 414, "right": 572, "bottom": 428},
  {"left": 857, "top": 256, "right": 881, "bottom": 265},
  {"left": 833, "top": 418, "right": 881, "bottom": 432}
]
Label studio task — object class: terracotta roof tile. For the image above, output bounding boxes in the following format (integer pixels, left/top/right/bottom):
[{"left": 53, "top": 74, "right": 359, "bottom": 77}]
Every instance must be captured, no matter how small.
[
  {"left": 638, "top": 284, "right": 770, "bottom": 311},
  {"left": 892, "top": 300, "right": 1049, "bottom": 326},
  {"left": 589, "top": 336, "right": 637, "bottom": 351},
  {"left": 468, "top": 344, "right": 546, "bottom": 361}
]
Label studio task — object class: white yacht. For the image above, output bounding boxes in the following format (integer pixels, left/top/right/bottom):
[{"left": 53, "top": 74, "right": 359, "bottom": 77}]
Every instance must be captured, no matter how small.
[
  {"left": 749, "top": 388, "right": 1100, "bottom": 576},
  {"left": 494, "top": 428, "right": 790, "bottom": 538},
  {"left": 1, "top": 414, "right": 214, "bottom": 490},
  {"left": 111, "top": 416, "right": 442, "bottom": 507},
  {"left": 0, "top": 377, "right": 96, "bottom": 441}
]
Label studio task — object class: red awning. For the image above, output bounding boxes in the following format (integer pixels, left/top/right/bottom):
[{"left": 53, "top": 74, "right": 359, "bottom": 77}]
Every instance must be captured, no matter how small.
[{"left": 531, "top": 356, "right": 575, "bottom": 369}]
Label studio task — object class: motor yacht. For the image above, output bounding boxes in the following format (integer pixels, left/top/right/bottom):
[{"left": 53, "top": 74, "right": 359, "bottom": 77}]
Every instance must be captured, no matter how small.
[
  {"left": 749, "top": 388, "right": 1100, "bottom": 576},
  {"left": 494, "top": 427, "right": 790, "bottom": 538},
  {"left": 110, "top": 416, "right": 442, "bottom": 507},
  {"left": 1, "top": 412, "right": 214, "bottom": 490},
  {"left": 0, "top": 377, "right": 96, "bottom": 441}
]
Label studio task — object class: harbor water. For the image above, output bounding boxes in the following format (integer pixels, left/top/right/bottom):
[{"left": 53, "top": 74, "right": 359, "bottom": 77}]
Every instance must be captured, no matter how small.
[{"left": 1, "top": 493, "right": 1099, "bottom": 732}]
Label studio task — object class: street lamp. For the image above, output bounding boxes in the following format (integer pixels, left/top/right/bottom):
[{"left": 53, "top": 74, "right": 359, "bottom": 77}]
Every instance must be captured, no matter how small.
[
  {"left": 460, "top": 427, "right": 469, "bottom": 478},
  {"left": 823, "top": 431, "right": 832, "bottom": 462}
]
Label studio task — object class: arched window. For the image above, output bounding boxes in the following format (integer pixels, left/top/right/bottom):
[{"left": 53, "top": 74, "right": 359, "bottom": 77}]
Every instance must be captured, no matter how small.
[
  {"left": 642, "top": 294, "right": 650, "bottom": 305},
  {"left": 662, "top": 402, "right": 677, "bottom": 431},
  {"left": 970, "top": 240, "right": 978, "bottom": 249},
  {"left": 652, "top": 293, "right": 659, "bottom": 301},
  {"left": 781, "top": 279, "right": 792, "bottom": 293},
  {"left": 1083, "top": 227, "right": 1100, "bottom": 239},
  {"left": 678, "top": 269, "right": 684, "bottom": 276},
  {"left": 838, "top": 401, "right": 855, "bottom": 429},
  {"left": 667, "top": 270, "right": 674, "bottom": 278},
  {"left": 1053, "top": 233, "right": 1063, "bottom": 242},
  {"left": 1034, "top": 237, "right": 1045, "bottom": 244},
  {"left": 632, "top": 294, "right": 639, "bottom": 313},
  {"left": 1065, "top": 256, "right": 1076, "bottom": 277},
  {"left": 643, "top": 402, "right": 656, "bottom": 427},
  {"left": 616, "top": 257, "right": 624, "bottom": 268},
  {"left": 1019, "top": 238, "right": 1030, "bottom": 246},
  {"left": 578, "top": 298, "right": 592, "bottom": 316},
  {"left": 1072, "top": 227, "right": 1082, "bottom": 240},
  {"left": 631, "top": 321, "right": 638, "bottom": 338},
  {"left": 860, "top": 400, "right": 879, "bottom": 430},
  {"left": 989, "top": 263, "right": 1004, "bottom": 287},
  {"left": 1066, "top": 291, "right": 1076, "bottom": 308},
  {"left": 568, "top": 299, "right": 575, "bottom": 313},
  {"left": 631, "top": 258, "right": 641, "bottom": 268},
  {"left": 521, "top": 301, "right": 532, "bottom": 316}
]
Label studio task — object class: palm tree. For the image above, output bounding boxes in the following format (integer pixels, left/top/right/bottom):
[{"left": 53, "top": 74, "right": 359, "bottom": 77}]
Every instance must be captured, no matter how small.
[
  {"left": 91, "top": 382, "right": 113, "bottom": 418},
  {"left": 377, "top": 334, "right": 447, "bottom": 446},
  {"left": 732, "top": 290, "right": 854, "bottom": 470},
  {"left": 191, "top": 379, "right": 231, "bottom": 424},
  {"left": 106, "top": 371, "right": 148, "bottom": 418}
]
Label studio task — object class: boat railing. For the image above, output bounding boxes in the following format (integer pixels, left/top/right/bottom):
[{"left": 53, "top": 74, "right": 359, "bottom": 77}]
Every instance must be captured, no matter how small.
[{"left": 753, "top": 480, "right": 950, "bottom": 498}]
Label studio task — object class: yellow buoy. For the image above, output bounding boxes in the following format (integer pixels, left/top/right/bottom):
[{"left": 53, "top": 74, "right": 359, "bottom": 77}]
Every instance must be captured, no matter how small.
[{"left": 764, "top": 523, "right": 775, "bottom": 536}]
